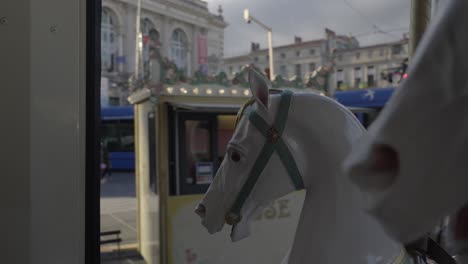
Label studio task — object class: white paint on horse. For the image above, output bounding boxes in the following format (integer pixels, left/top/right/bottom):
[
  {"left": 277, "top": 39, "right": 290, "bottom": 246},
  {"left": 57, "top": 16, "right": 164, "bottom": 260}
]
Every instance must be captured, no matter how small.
[
  {"left": 342, "top": 0, "right": 468, "bottom": 259},
  {"left": 197, "top": 68, "right": 406, "bottom": 263}
]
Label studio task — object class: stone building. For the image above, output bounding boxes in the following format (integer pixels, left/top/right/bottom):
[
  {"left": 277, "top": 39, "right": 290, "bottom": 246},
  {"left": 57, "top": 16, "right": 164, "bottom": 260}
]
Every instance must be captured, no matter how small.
[
  {"left": 101, "top": 0, "right": 227, "bottom": 105},
  {"left": 332, "top": 37, "right": 409, "bottom": 92},
  {"left": 222, "top": 29, "right": 359, "bottom": 81}
]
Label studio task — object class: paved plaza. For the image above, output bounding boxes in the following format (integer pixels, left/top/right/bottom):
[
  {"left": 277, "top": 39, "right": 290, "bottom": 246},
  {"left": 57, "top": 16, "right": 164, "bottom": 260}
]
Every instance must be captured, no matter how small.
[{"left": 100, "top": 172, "right": 145, "bottom": 263}]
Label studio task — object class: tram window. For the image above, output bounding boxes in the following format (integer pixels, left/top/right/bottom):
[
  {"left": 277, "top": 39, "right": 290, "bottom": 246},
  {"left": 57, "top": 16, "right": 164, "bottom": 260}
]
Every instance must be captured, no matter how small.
[
  {"left": 119, "top": 121, "right": 135, "bottom": 151},
  {"left": 101, "top": 122, "right": 120, "bottom": 151},
  {"left": 101, "top": 120, "right": 135, "bottom": 152}
]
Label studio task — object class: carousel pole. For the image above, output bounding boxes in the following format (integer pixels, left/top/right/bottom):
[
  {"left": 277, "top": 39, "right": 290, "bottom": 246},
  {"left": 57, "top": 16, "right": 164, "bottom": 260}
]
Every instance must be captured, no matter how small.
[{"left": 409, "top": 0, "right": 432, "bottom": 59}]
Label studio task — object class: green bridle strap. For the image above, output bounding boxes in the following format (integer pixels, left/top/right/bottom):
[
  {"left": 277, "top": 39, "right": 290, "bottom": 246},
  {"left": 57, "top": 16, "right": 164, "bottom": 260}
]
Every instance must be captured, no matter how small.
[{"left": 228, "top": 90, "right": 305, "bottom": 221}]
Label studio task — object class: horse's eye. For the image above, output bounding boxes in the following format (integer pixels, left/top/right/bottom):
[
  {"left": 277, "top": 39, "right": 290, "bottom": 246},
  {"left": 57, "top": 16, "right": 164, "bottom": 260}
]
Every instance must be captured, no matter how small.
[{"left": 230, "top": 151, "right": 241, "bottom": 162}]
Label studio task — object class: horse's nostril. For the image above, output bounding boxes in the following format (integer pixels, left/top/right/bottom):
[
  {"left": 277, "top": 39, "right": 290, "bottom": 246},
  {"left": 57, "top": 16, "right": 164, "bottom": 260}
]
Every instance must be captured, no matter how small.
[{"left": 195, "top": 204, "right": 206, "bottom": 218}]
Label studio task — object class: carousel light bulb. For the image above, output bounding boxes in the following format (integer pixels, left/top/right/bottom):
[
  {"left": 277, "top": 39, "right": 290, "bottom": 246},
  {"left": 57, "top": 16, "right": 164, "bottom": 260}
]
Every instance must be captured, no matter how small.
[
  {"left": 193, "top": 88, "right": 199, "bottom": 95},
  {"left": 219, "top": 89, "right": 225, "bottom": 95},
  {"left": 231, "top": 89, "right": 238, "bottom": 95},
  {"left": 180, "top": 87, "right": 188, "bottom": 94},
  {"left": 243, "top": 89, "right": 250, "bottom": 96},
  {"left": 320, "top": 92, "right": 325, "bottom": 96},
  {"left": 206, "top": 89, "right": 213, "bottom": 95},
  {"left": 166, "top": 87, "right": 174, "bottom": 94}
]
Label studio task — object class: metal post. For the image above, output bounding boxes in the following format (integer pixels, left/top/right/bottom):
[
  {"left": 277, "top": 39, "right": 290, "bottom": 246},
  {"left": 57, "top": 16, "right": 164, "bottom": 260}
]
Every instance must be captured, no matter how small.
[
  {"left": 267, "top": 30, "right": 274, "bottom": 81},
  {"left": 410, "top": 0, "right": 432, "bottom": 58},
  {"left": 246, "top": 12, "right": 275, "bottom": 81},
  {"left": 134, "top": 0, "right": 142, "bottom": 80}
]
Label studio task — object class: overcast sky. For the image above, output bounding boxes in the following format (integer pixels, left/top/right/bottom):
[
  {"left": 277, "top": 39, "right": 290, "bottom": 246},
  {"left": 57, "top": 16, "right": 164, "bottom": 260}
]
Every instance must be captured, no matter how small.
[{"left": 205, "top": 0, "right": 410, "bottom": 57}]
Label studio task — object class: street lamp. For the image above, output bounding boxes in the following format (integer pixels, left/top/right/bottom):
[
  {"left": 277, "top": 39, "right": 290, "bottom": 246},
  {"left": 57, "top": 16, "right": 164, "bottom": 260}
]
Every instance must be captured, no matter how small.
[{"left": 243, "top": 9, "right": 275, "bottom": 81}]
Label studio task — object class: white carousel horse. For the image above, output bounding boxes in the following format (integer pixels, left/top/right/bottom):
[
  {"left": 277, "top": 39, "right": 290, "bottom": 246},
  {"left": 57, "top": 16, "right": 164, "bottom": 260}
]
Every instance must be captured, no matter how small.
[
  {"left": 342, "top": 0, "right": 468, "bottom": 263},
  {"left": 195, "top": 67, "right": 419, "bottom": 263}
]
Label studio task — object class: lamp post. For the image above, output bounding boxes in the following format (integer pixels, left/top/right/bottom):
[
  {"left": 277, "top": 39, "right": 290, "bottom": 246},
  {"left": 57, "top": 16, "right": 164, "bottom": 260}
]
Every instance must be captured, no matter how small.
[{"left": 244, "top": 9, "right": 274, "bottom": 81}]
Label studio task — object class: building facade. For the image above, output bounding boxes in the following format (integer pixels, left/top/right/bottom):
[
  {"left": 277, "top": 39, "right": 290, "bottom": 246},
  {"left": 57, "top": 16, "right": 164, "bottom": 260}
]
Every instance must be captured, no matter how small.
[
  {"left": 332, "top": 38, "right": 409, "bottom": 92},
  {"left": 101, "top": 0, "right": 227, "bottom": 106},
  {"left": 222, "top": 29, "right": 359, "bottom": 81},
  {"left": 222, "top": 30, "right": 409, "bottom": 96}
]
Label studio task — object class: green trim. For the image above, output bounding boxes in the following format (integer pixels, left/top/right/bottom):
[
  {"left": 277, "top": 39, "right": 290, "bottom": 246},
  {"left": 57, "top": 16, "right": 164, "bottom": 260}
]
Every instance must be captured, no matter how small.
[
  {"left": 229, "top": 91, "right": 304, "bottom": 217},
  {"left": 230, "top": 142, "right": 276, "bottom": 215}
]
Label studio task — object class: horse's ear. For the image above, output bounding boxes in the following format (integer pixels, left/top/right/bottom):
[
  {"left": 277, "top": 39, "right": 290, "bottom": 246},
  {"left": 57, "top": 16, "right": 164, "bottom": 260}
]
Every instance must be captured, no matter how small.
[{"left": 248, "top": 68, "right": 269, "bottom": 108}]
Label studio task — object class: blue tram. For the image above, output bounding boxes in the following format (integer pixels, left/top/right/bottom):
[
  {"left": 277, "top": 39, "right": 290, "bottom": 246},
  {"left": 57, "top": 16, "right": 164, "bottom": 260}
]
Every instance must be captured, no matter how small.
[
  {"left": 334, "top": 87, "right": 395, "bottom": 127},
  {"left": 101, "top": 106, "right": 135, "bottom": 170}
]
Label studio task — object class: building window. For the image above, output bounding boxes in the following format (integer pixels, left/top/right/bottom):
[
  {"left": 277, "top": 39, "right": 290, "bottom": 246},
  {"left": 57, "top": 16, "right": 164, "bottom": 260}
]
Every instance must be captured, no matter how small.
[
  {"left": 354, "top": 67, "right": 361, "bottom": 88},
  {"left": 367, "top": 66, "right": 375, "bottom": 87},
  {"left": 392, "top": 44, "right": 402, "bottom": 55},
  {"left": 337, "top": 69, "right": 344, "bottom": 81},
  {"left": 266, "top": 55, "right": 269, "bottom": 61},
  {"left": 101, "top": 8, "right": 119, "bottom": 72},
  {"left": 281, "top": 53, "right": 286, "bottom": 59},
  {"left": 296, "top": 50, "right": 301, "bottom": 57},
  {"left": 337, "top": 69, "right": 344, "bottom": 90},
  {"left": 337, "top": 54, "right": 343, "bottom": 61},
  {"left": 380, "top": 49, "right": 384, "bottom": 56},
  {"left": 309, "top": 49, "right": 315, "bottom": 55},
  {"left": 355, "top": 78, "right": 361, "bottom": 89},
  {"left": 280, "top": 65, "right": 287, "bottom": 77},
  {"left": 309, "top": 63, "right": 316, "bottom": 72},
  {"left": 368, "top": 50, "right": 373, "bottom": 59},
  {"left": 171, "top": 29, "right": 188, "bottom": 73},
  {"left": 254, "top": 56, "right": 259, "bottom": 63},
  {"left": 295, "top": 64, "right": 301, "bottom": 77},
  {"left": 141, "top": 18, "right": 160, "bottom": 80},
  {"left": 356, "top": 52, "right": 361, "bottom": 60},
  {"left": 229, "top": 66, "right": 233, "bottom": 73},
  {"left": 337, "top": 81, "right": 343, "bottom": 90}
]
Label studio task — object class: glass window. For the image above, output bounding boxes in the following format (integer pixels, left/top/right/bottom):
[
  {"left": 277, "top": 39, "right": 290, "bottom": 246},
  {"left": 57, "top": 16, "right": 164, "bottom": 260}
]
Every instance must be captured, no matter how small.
[
  {"left": 337, "top": 69, "right": 344, "bottom": 81},
  {"left": 141, "top": 18, "right": 160, "bottom": 80},
  {"left": 281, "top": 53, "right": 286, "bottom": 59},
  {"left": 101, "top": 122, "right": 119, "bottom": 151},
  {"left": 356, "top": 52, "right": 360, "bottom": 60},
  {"left": 309, "top": 63, "right": 316, "bottom": 72},
  {"left": 280, "top": 65, "right": 287, "bottom": 77},
  {"left": 296, "top": 50, "right": 301, "bottom": 57},
  {"left": 184, "top": 120, "right": 212, "bottom": 185},
  {"left": 309, "top": 49, "right": 315, "bottom": 55},
  {"left": 101, "top": 120, "right": 135, "bottom": 152},
  {"left": 295, "top": 64, "right": 301, "bottom": 76},
  {"left": 354, "top": 67, "right": 361, "bottom": 87},
  {"left": 392, "top": 44, "right": 402, "bottom": 55},
  {"left": 355, "top": 78, "right": 361, "bottom": 89},
  {"left": 119, "top": 121, "right": 135, "bottom": 152},
  {"left": 171, "top": 29, "right": 188, "bottom": 73},
  {"left": 101, "top": 8, "right": 119, "bottom": 72}
]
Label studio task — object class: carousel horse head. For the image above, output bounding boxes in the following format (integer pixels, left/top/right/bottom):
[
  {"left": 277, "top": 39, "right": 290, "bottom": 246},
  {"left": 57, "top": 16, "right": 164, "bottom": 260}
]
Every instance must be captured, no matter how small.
[
  {"left": 195, "top": 68, "right": 302, "bottom": 241},
  {"left": 195, "top": 67, "right": 420, "bottom": 263},
  {"left": 343, "top": 0, "right": 468, "bottom": 245}
]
